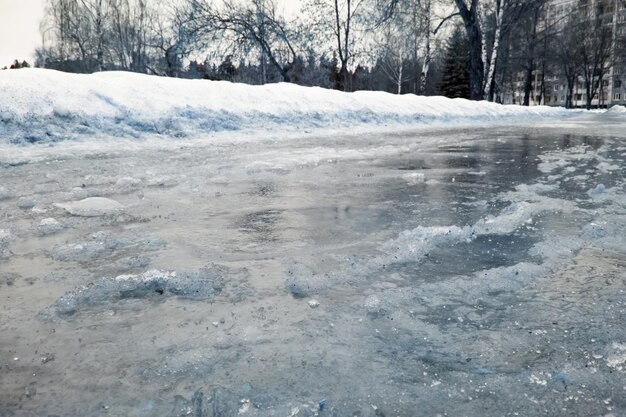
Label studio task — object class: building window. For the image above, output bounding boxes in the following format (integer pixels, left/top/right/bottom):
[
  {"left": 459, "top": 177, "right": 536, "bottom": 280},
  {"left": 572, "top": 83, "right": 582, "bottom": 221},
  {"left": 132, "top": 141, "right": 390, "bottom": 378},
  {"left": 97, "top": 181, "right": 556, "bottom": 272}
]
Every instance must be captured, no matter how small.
[
  {"left": 615, "top": 80, "right": 623, "bottom": 88},
  {"left": 614, "top": 93, "right": 622, "bottom": 100}
]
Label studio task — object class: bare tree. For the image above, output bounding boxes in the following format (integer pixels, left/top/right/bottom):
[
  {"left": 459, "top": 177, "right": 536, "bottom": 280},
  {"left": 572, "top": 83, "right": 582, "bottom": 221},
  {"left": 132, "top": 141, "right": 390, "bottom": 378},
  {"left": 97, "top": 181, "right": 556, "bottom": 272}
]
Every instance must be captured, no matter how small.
[
  {"left": 187, "top": 0, "right": 299, "bottom": 83},
  {"left": 148, "top": 3, "right": 195, "bottom": 77},
  {"left": 518, "top": 0, "right": 550, "bottom": 106},
  {"left": 420, "top": 0, "right": 432, "bottom": 94},
  {"left": 108, "top": 0, "right": 152, "bottom": 72},
  {"left": 304, "top": 0, "right": 372, "bottom": 91},
  {"left": 374, "top": 0, "right": 426, "bottom": 94},
  {"left": 578, "top": 0, "right": 614, "bottom": 109},
  {"left": 40, "top": 0, "right": 104, "bottom": 71},
  {"left": 553, "top": 14, "right": 583, "bottom": 108}
]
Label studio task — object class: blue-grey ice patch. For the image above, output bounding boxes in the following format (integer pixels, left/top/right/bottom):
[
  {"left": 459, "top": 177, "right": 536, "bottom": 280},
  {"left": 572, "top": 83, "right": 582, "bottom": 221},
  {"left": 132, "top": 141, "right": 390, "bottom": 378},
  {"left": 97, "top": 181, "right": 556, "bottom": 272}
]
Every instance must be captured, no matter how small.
[
  {"left": 606, "top": 343, "right": 626, "bottom": 371},
  {"left": 472, "top": 202, "right": 536, "bottom": 235},
  {"left": 537, "top": 145, "right": 598, "bottom": 174},
  {"left": 402, "top": 172, "right": 426, "bottom": 185},
  {"left": 380, "top": 225, "right": 474, "bottom": 264},
  {"left": 55, "top": 266, "right": 226, "bottom": 315},
  {"left": 528, "top": 234, "right": 585, "bottom": 268},
  {"left": 139, "top": 346, "right": 219, "bottom": 380},
  {"left": 0, "top": 186, "right": 12, "bottom": 200},
  {"left": 115, "top": 177, "right": 142, "bottom": 192},
  {"left": 113, "top": 256, "right": 151, "bottom": 270},
  {"left": 587, "top": 183, "right": 626, "bottom": 204},
  {"left": 589, "top": 183, "right": 606, "bottom": 195},
  {"left": 380, "top": 199, "right": 570, "bottom": 267},
  {"left": 0, "top": 273, "right": 20, "bottom": 286},
  {"left": 285, "top": 262, "right": 345, "bottom": 297},
  {"left": 359, "top": 262, "right": 552, "bottom": 319},
  {"left": 17, "top": 197, "right": 35, "bottom": 210},
  {"left": 0, "top": 229, "right": 14, "bottom": 260},
  {"left": 285, "top": 195, "right": 580, "bottom": 295},
  {"left": 581, "top": 215, "right": 626, "bottom": 252},
  {"left": 514, "top": 183, "right": 558, "bottom": 195},
  {"left": 37, "top": 218, "right": 64, "bottom": 235},
  {"left": 52, "top": 231, "right": 165, "bottom": 262},
  {"left": 582, "top": 221, "right": 608, "bottom": 239},
  {"left": 596, "top": 161, "right": 620, "bottom": 173},
  {"left": 363, "top": 294, "right": 390, "bottom": 317},
  {"left": 54, "top": 197, "right": 124, "bottom": 217}
]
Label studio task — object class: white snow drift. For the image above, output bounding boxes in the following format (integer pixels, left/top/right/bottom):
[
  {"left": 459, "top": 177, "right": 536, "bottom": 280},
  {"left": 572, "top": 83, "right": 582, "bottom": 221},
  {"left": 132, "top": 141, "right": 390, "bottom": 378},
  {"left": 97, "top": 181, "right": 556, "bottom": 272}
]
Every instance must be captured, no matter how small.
[{"left": 0, "top": 68, "right": 574, "bottom": 145}]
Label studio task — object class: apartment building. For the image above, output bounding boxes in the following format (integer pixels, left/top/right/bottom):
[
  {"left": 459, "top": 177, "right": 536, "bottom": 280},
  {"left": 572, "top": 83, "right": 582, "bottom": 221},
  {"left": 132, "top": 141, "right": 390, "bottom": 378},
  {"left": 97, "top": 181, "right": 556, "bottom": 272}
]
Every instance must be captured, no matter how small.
[{"left": 506, "top": 0, "right": 626, "bottom": 108}]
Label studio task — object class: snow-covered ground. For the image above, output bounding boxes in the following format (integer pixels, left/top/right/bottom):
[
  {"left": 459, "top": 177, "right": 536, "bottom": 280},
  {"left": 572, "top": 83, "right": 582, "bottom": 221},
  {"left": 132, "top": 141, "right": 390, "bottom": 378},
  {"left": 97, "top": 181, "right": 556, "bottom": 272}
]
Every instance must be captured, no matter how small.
[
  {"left": 1, "top": 71, "right": 626, "bottom": 416},
  {"left": 1, "top": 69, "right": 573, "bottom": 146}
]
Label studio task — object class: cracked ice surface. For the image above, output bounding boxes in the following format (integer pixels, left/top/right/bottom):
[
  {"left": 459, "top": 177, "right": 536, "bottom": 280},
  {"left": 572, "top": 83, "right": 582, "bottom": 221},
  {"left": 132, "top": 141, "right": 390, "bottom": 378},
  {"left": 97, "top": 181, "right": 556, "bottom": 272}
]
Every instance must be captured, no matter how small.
[{"left": 1, "top": 114, "right": 626, "bottom": 416}]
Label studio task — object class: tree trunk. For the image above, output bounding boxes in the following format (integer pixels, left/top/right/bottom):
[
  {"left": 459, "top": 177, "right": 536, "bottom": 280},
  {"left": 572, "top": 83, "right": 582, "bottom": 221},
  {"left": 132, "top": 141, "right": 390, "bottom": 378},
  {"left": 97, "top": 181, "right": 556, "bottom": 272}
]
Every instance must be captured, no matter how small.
[
  {"left": 95, "top": 0, "right": 104, "bottom": 71},
  {"left": 397, "top": 57, "right": 403, "bottom": 94},
  {"left": 339, "top": 63, "right": 349, "bottom": 92},
  {"left": 420, "top": 0, "right": 431, "bottom": 94},
  {"left": 522, "top": 5, "right": 540, "bottom": 106},
  {"left": 466, "top": 22, "right": 485, "bottom": 100},
  {"left": 453, "top": 0, "right": 485, "bottom": 100},
  {"left": 485, "top": 0, "right": 504, "bottom": 101},
  {"left": 522, "top": 63, "right": 534, "bottom": 106},
  {"left": 566, "top": 78, "right": 574, "bottom": 109}
]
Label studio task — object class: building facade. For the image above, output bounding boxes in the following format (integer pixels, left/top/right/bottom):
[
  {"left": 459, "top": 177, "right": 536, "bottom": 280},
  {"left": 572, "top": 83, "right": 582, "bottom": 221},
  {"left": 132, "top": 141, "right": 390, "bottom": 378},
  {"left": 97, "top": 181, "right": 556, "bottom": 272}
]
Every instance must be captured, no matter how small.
[{"left": 506, "top": 0, "right": 626, "bottom": 108}]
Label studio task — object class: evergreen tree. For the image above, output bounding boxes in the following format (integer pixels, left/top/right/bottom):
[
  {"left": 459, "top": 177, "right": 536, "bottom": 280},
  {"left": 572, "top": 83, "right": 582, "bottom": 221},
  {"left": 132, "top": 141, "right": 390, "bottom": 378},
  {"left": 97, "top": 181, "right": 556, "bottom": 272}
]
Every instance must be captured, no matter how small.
[
  {"left": 8, "top": 60, "right": 31, "bottom": 69},
  {"left": 217, "top": 56, "right": 237, "bottom": 81},
  {"left": 438, "top": 26, "right": 471, "bottom": 99}
]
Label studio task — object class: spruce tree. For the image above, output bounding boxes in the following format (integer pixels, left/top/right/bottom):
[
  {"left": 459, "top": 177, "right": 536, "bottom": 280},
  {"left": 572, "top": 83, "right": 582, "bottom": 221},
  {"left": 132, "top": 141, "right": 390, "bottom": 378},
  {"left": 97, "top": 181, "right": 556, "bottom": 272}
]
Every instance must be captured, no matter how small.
[{"left": 438, "top": 26, "right": 471, "bottom": 99}]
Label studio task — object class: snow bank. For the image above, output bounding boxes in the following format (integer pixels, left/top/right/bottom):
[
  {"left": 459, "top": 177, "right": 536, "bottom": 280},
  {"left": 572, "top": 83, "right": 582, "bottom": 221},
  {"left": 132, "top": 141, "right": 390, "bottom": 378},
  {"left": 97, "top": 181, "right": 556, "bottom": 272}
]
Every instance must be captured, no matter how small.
[
  {"left": 607, "top": 104, "right": 626, "bottom": 113},
  {"left": 0, "top": 69, "right": 572, "bottom": 145}
]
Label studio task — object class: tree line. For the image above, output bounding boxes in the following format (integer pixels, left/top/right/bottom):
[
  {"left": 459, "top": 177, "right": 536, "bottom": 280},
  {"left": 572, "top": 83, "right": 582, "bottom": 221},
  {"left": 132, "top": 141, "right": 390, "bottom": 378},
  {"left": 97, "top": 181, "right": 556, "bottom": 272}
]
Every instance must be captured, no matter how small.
[{"left": 33, "top": 0, "right": 626, "bottom": 107}]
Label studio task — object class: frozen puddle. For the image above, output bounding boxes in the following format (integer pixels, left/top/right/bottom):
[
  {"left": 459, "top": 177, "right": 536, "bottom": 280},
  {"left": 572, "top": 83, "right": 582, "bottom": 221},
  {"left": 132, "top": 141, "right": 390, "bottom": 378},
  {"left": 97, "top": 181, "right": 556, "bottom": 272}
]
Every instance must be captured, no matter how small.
[{"left": 1, "top": 121, "right": 626, "bottom": 416}]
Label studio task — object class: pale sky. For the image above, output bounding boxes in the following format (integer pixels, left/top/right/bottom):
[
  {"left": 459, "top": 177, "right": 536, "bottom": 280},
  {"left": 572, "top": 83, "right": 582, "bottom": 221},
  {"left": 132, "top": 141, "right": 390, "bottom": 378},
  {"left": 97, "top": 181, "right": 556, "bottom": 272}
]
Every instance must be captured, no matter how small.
[{"left": 0, "top": 0, "right": 46, "bottom": 67}]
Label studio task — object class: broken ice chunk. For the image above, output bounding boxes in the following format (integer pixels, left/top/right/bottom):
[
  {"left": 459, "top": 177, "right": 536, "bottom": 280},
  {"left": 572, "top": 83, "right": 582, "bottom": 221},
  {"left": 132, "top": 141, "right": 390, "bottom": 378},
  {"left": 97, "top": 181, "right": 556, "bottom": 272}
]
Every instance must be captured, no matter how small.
[
  {"left": 55, "top": 197, "right": 124, "bottom": 217},
  {"left": 17, "top": 197, "right": 35, "bottom": 210},
  {"left": 38, "top": 218, "right": 64, "bottom": 235},
  {"left": 589, "top": 183, "right": 605, "bottom": 195},
  {"left": 55, "top": 265, "right": 226, "bottom": 316}
]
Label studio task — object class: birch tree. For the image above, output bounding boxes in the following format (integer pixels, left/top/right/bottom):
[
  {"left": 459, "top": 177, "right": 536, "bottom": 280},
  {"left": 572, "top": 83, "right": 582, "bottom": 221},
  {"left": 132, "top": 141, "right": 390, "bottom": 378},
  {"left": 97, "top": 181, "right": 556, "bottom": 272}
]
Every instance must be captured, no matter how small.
[
  {"left": 374, "top": 0, "right": 424, "bottom": 94},
  {"left": 484, "top": 0, "right": 503, "bottom": 101},
  {"left": 304, "top": 0, "right": 372, "bottom": 91}
]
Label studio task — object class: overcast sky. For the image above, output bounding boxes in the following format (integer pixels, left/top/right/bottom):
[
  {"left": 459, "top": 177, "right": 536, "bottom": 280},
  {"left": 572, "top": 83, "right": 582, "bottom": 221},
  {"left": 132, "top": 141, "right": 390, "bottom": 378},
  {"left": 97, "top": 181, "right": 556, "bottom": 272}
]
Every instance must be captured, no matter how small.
[{"left": 0, "top": 0, "right": 46, "bottom": 67}]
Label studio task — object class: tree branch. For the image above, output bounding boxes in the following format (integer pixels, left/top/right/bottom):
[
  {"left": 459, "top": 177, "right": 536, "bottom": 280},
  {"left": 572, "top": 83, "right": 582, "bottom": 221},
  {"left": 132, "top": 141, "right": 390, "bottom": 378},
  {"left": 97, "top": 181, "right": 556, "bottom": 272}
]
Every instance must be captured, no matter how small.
[{"left": 433, "top": 12, "right": 460, "bottom": 35}]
